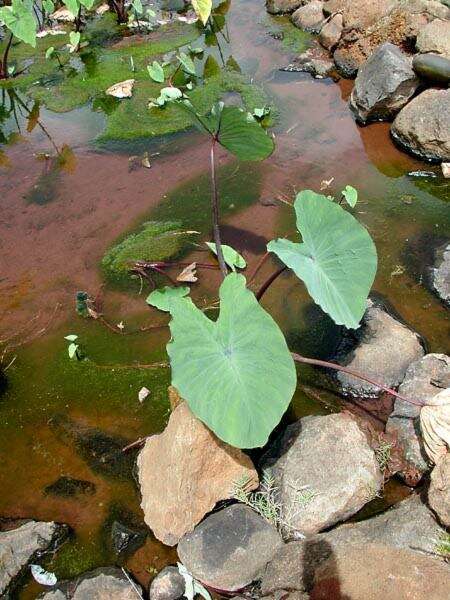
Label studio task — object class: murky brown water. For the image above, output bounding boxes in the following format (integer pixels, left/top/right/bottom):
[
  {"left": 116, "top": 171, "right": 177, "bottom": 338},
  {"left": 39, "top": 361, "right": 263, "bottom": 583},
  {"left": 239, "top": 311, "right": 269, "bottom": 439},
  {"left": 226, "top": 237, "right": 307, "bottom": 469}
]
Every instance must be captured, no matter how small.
[{"left": 1, "top": 0, "right": 449, "bottom": 597}]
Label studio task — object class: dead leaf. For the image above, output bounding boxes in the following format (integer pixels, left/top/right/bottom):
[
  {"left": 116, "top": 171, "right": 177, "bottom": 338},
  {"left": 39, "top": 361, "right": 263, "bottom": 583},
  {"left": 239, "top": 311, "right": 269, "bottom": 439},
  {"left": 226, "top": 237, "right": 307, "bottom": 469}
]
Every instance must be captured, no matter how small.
[
  {"left": 141, "top": 152, "right": 151, "bottom": 168},
  {"left": 96, "top": 3, "right": 110, "bottom": 15},
  {"left": 139, "top": 387, "right": 150, "bottom": 403},
  {"left": 320, "top": 177, "right": 334, "bottom": 190},
  {"left": 177, "top": 262, "right": 197, "bottom": 283},
  {"left": 106, "top": 79, "right": 135, "bottom": 99},
  {"left": 117, "top": 321, "right": 125, "bottom": 331},
  {"left": 50, "top": 8, "right": 75, "bottom": 22}
]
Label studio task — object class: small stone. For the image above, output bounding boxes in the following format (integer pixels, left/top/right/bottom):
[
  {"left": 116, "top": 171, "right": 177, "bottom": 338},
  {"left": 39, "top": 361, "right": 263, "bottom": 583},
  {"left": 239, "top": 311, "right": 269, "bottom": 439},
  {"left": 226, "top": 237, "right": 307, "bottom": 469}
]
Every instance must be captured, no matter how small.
[
  {"left": 291, "top": 1, "right": 325, "bottom": 33},
  {"left": 442, "top": 163, "right": 450, "bottom": 179},
  {"left": 432, "top": 243, "right": 450, "bottom": 304},
  {"left": 111, "top": 521, "right": 146, "bottom": 555},
  {"left": 413, "top": 53, "right": 450, "bottom": 84},
  {"left": 266, "top": 0, "right": 306, "bottom": 15},
  {"left": 177, "top": 504, "right": 283, "bottom": 592},
  {"left": 137, "top": 400, "right": 258, "bottom": 546},
  {"left": 349, "top": 43, "right": 420, "bottom": 124},
  {"left": 428, "top": 452, "right": 450, "bottom": 527},
  {"left": 261, "top": 413, "right": 383, "bottom": 536},
  {"left": 319, "top": 13, "right": 343, "bottom": 50},
  {"left": 283, "top": 48, "right": 336, "bottom": 78},
  {"left": 149, "top": 566, "right": 185, "bottom": 600}
]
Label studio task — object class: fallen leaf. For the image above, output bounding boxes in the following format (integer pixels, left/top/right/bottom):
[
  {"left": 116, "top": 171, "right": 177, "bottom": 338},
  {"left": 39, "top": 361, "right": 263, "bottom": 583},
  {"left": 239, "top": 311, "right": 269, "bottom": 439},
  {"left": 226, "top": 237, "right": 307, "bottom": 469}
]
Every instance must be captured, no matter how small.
[
  {"left": 106, "top": 79, "right": 135, "bottom": 99},
  {"left": 50, "top": 7, "right": 75, "bottom": 21},
  {"left": 96, "top": 3, "right": 110, "bottom": 14},
  {"left": 177, "top": 262, "right": 197, "bottom": 283},
  {"left": 319, "top": 177, "right": 334, "bottom": 190},
  {"left": 30, "top": 565, "right": 57, "bottom": 586},
  {"left": 420, "top": 388, "right": 450, "bottom": 465},
  {"left": 117, "top": 321, "right": 125, "bottom": 331},
  {"left": 141, "top": 152, "right": 151, "bottom": 168},
  {"left": 139, "top": 387, "right": 150, "bottom": 403}
]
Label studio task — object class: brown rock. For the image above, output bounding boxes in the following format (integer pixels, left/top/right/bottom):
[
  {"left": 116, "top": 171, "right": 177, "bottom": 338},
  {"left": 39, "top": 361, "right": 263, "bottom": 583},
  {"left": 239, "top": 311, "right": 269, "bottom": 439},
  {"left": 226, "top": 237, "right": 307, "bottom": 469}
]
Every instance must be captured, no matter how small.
[
  {"left": 311, "top": 543, "right": 450, "bottom": 599},
  {"left": 137, "top": 401, "right": 258, "bottom": 546},
  {"left": 291, "top": 1, "right": 325, "bottom": 33},
  {"left": 266, "top": 0, "right": 306, "bottom": 15},
  {"left": 319, "top": 13, "right": 343, "bottom": 50},
  {"left": 416, "top": 19, "right": 450, "bottom": 58},
  {"left": 429, "top": 453, "right": 450, "bottom": 527}
]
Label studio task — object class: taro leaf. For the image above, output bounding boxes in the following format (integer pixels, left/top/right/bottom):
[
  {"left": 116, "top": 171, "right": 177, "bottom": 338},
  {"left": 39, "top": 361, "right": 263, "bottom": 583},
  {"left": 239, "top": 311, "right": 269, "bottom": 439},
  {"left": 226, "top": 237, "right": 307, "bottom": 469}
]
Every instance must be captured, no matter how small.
[
  {"left": 45, "top": 46, "right": 55, "bottom": 59},
  {"left": 42, "top": 0, "right": 55, "bottom": 13},
  {"left": 267, "top": 191, "right": 377, "bottom": 329},
  {"left": 79, "top": 0, "right": 95, "bottom": 8},
  {"left": 191, "top": 0, "right": 212, "bottom": 24},
  {"left": 68, "top": 342, "right": 79, "bottom": 358},
  {"left": 206, "top": 242, "right": 246, "bottom": 271},
  {"left": 342, "top": 185, "right": 358, "bottom": 208},
  {"left": 68, "top": 30, "right": 80, "bottom": 52},
  {"left": 64, "top": 334, "right": 78, "bottom": 341},
  {"left": 147, "top": 60, "right": 164, "bottom": 83},
  {"left": 203, "top": 55, "right": 220, "bottom": 79},
  {"left": 178, "top": 52, "right": 196, "bottom": 76},
  {"left": 216, "top": 106, "right": 274, "bottom": 161},
  {"left": 147, "top": 285, "right": 190, "bottom": 312},
  {"left": 63, "top": 0, "right": 79, "bottom": 16},
  {"left": 166, "top": 273, "right": 296, "bottom": 448},
  {"left": 160, "top": 86, "right": 182, "bottom": 101},
  {"left": 0, "top": 0, "right": 37, "bottom": 47}
]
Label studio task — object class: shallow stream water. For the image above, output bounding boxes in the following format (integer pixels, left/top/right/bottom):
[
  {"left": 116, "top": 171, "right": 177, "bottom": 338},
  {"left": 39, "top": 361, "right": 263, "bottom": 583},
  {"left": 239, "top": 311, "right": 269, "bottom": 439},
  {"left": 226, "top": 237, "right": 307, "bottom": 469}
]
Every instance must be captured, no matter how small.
[{"left": 0, "top": 1, "right": 449, "bottom": 597}]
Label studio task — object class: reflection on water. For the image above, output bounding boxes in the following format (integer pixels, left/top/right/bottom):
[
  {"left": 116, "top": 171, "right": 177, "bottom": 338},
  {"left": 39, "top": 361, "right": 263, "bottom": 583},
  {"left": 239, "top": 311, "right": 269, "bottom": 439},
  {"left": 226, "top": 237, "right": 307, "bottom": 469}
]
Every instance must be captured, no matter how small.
[{"left": 0, "top": 0, "right": 449, "bottom": 596}]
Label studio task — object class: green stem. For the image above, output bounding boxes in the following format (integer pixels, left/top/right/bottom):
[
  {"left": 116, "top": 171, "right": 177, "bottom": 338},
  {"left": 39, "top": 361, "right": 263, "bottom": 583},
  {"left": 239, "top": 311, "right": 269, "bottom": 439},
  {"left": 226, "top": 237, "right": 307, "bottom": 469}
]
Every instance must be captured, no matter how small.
[{"left": 210, "top": 138, "right": 227, "bottom": 278}]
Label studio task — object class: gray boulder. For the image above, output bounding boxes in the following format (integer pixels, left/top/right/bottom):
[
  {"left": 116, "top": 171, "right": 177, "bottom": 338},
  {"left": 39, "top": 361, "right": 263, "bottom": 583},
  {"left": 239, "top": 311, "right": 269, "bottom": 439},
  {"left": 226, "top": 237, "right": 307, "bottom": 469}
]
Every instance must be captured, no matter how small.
[
  {"left": 336, "top": 300, "right": 424, "bottom": 397},
  {"left": 413, "top": 53, "right": 450, "bottom": 84},
  {"left": 386, "top": 353, "right": 450, "bottom": 479},
  {"left": 177, "top": 504, "right": 283, "bottom": 592},
  {"left": 432, "top": 243, "right": 450, "bottom": 305},
  {"left": 149, "top": 566, "right": 185, "bottom": 600},
  {"left": 38, "top": 567, "right": 143, "bottom": 599},
  {"left": 266, "top": 0, "right": 306, "bottom": 14},
  {"left": 391, "top": 88, "right": 450, "bottom": 162},
  {"left": 416, "top": 19, "right": 450, "bottom": 58},
  {"left": 0, "top": 519, "right": 69, "bottom": 598},
  {"left": 261, "top": 493, "right": 447, "bottom": 596},
  {"left": 350, "top": 43, "right": 420, "bottom": 124},
  {"left": 428, "top": 453, "right": 450, "bottom": 527},
  {"left": 291, "top": 1, "right": 325, "bottom": 33},
  {"left": 261, "top": 413, "right": 383, "bottom": 536}
]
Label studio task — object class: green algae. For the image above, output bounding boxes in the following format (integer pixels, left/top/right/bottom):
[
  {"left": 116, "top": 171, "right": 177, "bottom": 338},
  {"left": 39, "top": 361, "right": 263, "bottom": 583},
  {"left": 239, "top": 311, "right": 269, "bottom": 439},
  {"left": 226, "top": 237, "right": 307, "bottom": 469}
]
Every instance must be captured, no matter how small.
[
  {"left": 102, "top": 220, "right": 197, "bottom": 282},
  {"left": 263, "top": 14, "right": 312, "bottom": 53}
]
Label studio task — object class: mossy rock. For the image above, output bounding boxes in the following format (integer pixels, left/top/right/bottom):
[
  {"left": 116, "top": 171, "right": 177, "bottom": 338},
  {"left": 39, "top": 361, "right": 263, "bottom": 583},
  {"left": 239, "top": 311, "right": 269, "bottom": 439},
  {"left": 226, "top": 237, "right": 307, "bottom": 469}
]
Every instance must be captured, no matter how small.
[{"left": 102, "top": 220, "right": 196, "bottom": 282}]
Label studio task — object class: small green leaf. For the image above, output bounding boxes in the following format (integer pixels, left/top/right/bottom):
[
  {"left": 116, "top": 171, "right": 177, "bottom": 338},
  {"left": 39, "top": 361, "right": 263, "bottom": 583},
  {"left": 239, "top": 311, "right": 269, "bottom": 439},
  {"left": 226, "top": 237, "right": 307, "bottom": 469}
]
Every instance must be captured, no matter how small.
[
  {"left": 69, "top": 30, "right": 80, "bottom": 52},
  {"left": 203, "top": 55, "right": 220, "bottom": 79},
  {"left": 131, "top": 0, "right": 143, "bottom": 14},
  {"left": 64, "top": 334, "right": 78, "bottom": 341},
  {"left": 342, "top": 185, "right": 358, "bottom": 208},
  {"left": 45, "top": 46, "right": 55, "bottom": 59},
  {"left": 160, "top": 86, "right": 183, "bottom": 101},
  {"left": 267, "top": 191, "right": 377, "bottom": 329},
  {"left": 147, "top": 286, "right": 190, "bottom": 312},
  {"left": 216, "top": 106, "right": 274, "bottom": 161},
  {"left": 42, "top": 0, "right": 55, "bottom": 13},
  {"left": 178, "top": 52, "right": 196, "bottom": 76},
  {"left": 191, "top": 0, "right": 212, "bottom": 24},
  {"left": 147, "top": 60, "right": 164, "bottom": 83},
  {"left": 206, "top": 242, "right": 246, "bottom": 271},
  {"left": 68, "top": 343, "right": 79, "bottom": 358}
]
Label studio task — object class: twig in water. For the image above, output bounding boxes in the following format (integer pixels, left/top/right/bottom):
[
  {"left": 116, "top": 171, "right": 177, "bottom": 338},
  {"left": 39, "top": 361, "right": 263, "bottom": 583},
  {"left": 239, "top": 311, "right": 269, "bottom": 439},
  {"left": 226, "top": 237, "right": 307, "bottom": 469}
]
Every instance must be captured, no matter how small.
[{"left": 121, "top": 568, "right": 143, "bottom": 599}]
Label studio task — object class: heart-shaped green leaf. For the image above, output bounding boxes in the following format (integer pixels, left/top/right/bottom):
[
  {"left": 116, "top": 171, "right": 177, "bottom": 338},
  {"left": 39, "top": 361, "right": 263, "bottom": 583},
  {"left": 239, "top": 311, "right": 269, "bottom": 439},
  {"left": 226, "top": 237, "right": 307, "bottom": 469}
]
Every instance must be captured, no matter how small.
[
  {"left": 147, "top": 60, "right": 165, "bottom": 83},
  {"left": 206, "top": 242, "right": 246, "bottom": 270},
  {"left": 178, "top": 52, "right": 196, "bottom": 76},
  {"left": 217, "top": 106, "right": 274, "bottom": 161},
  {"left": 191, "top": 0, "right": 212, "bottom": 24},
  {"left": 147, "top": 286, "right": 190, "bottom": 312},
  {"left": 342, "top": 185, "right": 358, "bottom": 208},
  {"left": 165, "top": 273, "right": 296, "bottom": 448},
  {"left": 268, "top": 191, "right": 377, "bottom": 329},
  {"left": 0, "top": 0, "right": 37, "bottom": 47}
]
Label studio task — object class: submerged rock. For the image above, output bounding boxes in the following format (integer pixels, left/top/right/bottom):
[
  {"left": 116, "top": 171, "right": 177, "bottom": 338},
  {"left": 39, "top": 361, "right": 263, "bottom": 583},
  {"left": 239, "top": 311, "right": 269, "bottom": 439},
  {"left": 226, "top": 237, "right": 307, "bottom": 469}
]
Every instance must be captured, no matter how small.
[
  {"left": 38, "top": 567, "right": 143, "bottom": 599},
  {"left": 428, "top": 452, "right": 450, "bottom": 527},
  {"left": 416, "top": 18, "right": 450, "bottom": 58},
  {"left": 282, "top": 48, "right": 336, "bottom": 78},
  {"left": 261, "top": 493, "right": 447, "bottom": 596},
  {"left": 261, "top": 413, "right": 383, "bottom": 536},
  {"left": 149, "top": 566, "right": 185, "bottom": 600},
  {"left": 391, "top": 89, "right": 450, "bottom": 162},
  {"left": 137, "top": 400, "right": 258, "bottom": 546},
  {"left": 432, "top": 243, "right": 450, "bottom": 304},
  {"left": 291, "top": 1, "right": 325, "bottom": 33},
  {"left": 0, "top": 519, "right": 69, "bottom": 597},
  {"left": 44, "top": 476, "right": 96, "bottom": 498},
  {"left": 350, "top": 43, "right": 420, "bottom": 124},
  {"left": 177, "top": 504, "right": 283, "bottom": 592},
  {"left": 413, "top": 53, "right": 450, "bottom": 84},
  {"left": 266, "top": 0, "right": 305, "bottom": 14},
  {"left": 386, "top": 353, "right": 449, "bottom": 479},
  {"left": 336, "top": 300, "right": 424, "bottom": 397}
]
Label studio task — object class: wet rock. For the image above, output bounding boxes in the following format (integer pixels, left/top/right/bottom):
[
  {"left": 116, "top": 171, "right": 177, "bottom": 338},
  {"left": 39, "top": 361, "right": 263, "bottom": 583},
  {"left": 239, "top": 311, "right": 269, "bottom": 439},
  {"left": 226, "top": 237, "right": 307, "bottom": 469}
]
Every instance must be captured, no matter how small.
[
  {"left": 101, "top": 503, "right": 147, "bottom": 557},
  {"left": 0, "top": 519, "right": 69, "bottom": 597},
  {"left": 149, "top": 566, "right": 185, "bottom": 600},
  {"left": 391, "top": 88, "right": 450, "bottom": 162},
  {"left": 311, "top": 543, "right": 450, "bottom": 599},
  {"left": 44, "top": 476, "right": 96, "bottom": 498},
  {"left": 177, "top": 504, "right": 283, "bottom": 592},
  {"left": 291, "top": 1, "right": 325, "bottom": 33},
  {"left": 386, "top": 354, "right": 449, "bottom": 479},
  {"left": 266, "top": 0, "right": 305, "bottom": 15},
  {"left": 318, "top": 13, "right": 343, "bottom": 50},
  {"left": 38, "top": 567, "right": 143, "bottom": 599},
  {"left": 413, "top": 53, "right": 450, "bottom": 84},
  {"left": 261, "top": 413, "right": 383, "bottom": 536},
  {"left": 350, "top": 43, "right": 420, "bottom": 124},
  {"left": 428, "top": 452, "right": 450, "bottom": 527},
  {"left": 137, "top": 400, "right": 258, "bottom": 546},
  {"left": 416, "top": 19, "right": 450, "bottom": 58},
  {"left": 336, "top": 300, "right": 424, "bottom": 397},
  {"left": 111, "top": 521, "right": 146, "bottom": 555},
  {"left": 432, "top": 243, "right": 450, "bottom": 304},
  {"left": 442, "top": 163, "right": 450, "bottom": 178},
  {"left": 261, "top": 493, "right": 446, "bottom": 596},
  {"left": 333, "top": 48, "right": 359, "bottom": 78},
  {"left": 282, "top": 48, "right": 336, "bottom": 78}
]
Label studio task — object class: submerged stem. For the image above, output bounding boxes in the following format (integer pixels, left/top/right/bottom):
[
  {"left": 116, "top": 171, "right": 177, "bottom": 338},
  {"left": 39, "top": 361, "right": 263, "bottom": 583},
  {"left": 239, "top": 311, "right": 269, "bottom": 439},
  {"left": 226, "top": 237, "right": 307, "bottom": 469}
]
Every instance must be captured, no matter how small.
[
  {"left": 210, "top": 139, "right": 227, "bottom": 278},
  {"left": 256, "top": 266, "right": 286, "bottom": 300}
]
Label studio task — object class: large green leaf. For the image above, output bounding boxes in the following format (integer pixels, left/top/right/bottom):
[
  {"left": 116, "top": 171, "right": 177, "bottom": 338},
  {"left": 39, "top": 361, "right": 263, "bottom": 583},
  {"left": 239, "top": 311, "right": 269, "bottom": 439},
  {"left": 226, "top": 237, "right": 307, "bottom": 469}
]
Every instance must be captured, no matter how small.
[
  {"left": 0, "top": 0, "right": 36, "bottom": 47},
  {"left": 147, "top": 286, "right": 190, "bottom": 312},
  {"left": 165, "top": 273, "right": 296, "bottom": 448},
  {"left": 267, "top": 191, "right": 377, "bottom": 329},
  {"left": 63, "top": 0, "right": 80, "bottom": 16},
  {"left": 217, "top": 106, "right": 274, "bottom": 161},
  {"left": 191, "top": 0, "right": 212, "bottom": 24}
]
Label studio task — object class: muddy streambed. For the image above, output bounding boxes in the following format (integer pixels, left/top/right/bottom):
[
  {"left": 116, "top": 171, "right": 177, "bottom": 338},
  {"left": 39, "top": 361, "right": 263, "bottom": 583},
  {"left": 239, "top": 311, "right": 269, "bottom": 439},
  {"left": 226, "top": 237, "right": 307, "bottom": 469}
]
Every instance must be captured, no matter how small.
[{"left": 0, "top": 0, "right": 449, "bottom": 597}]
